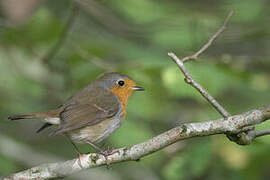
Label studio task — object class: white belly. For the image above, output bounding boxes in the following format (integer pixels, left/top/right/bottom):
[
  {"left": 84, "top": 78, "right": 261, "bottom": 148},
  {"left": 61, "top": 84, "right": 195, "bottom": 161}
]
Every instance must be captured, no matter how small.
[{"left": 68, "top": 115, "right": 122, "bottom": 143}]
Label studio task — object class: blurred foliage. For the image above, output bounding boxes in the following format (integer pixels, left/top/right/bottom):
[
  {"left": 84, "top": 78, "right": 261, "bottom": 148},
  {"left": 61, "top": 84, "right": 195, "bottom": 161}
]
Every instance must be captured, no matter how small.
[
  {"left": 163, "top": 139, "right": 213, "bottom": 180},
  {"left": 0, "top": 0, "right": 270, "bottom": 179}
]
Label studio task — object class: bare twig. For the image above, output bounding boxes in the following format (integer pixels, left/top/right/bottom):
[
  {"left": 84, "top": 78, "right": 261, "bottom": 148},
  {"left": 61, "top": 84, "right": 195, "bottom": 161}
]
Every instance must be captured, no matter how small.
[
  {"left": 182, "top": 11, "right": 233, "bottom": 63},
  {"left": 2, "top": 106, "right": 270, "bottom": 180},
  {"left": 168, "top": 11, "right": 270, "bottom": 146},
  {"left": 168, "top": 11, "right": 233, "bottom": 117},
  {"left": 254, "top": 129, "right": 270, "bottom": 138},
  {"left": 168, "top": 52, "right": 230, "bottom": 118},
  {"left": 226, "top": 128, "right": 270, "bottom": 145},
  {"left": 42, "top": 2, "right": 79, "bottom": 64},
  {"left": 168, "top": 11, "right": 255, "bottom": 145}
]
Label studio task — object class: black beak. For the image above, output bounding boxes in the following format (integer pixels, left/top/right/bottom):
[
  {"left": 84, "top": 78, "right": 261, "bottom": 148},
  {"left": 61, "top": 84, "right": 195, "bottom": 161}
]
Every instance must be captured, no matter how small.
[{"left": 131, "top": 86, "right": 145, "bottom": 91}]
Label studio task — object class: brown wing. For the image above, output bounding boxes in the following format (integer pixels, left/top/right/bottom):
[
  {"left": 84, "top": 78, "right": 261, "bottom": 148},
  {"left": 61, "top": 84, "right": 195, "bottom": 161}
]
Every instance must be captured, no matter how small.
[{"left": 49, "top": 87, "right": 120, "bottom": 136}]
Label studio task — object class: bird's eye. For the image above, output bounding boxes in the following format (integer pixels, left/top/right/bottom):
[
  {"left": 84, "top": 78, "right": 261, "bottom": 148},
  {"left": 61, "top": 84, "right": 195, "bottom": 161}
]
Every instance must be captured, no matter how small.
[{"left": 117, "top": 80, "right": 125, "bottom": 86}]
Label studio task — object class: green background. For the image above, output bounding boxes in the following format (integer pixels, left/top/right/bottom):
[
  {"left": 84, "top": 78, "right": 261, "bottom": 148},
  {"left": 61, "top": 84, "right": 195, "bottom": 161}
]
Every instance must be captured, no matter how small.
[{"left": 0, "top": 0, "right": 270, "bottom": 179}]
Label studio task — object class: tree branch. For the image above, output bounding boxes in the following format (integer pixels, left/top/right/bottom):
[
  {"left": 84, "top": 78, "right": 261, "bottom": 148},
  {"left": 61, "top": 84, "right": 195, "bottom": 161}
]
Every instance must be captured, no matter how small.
[
  {"left": 254, "top": 129, "right": 270, "bottom": 138},
  {"left": 182, "top": 11, "right": 233, "bottom": 63},
  {"left": 167, "top": 11, "right": 270, "bottom": 146},
  {"left": 168, "top": 11, "right": 233, "bottom": 118},
  {"left": 2, "top": 106, "right": 270, "bottom": 180},
  {"left": 168, "top": 52, "right": 230, "bottom": 118},
  {"left": 167, "top": 11, "right": 270, "bottom": 147}
]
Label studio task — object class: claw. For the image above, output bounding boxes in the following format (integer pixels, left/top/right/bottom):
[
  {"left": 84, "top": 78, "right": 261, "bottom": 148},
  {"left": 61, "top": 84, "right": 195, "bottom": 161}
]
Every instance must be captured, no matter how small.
[
  {"left": 98, "top": 151, "right": 111, "bottom": 167},
  {"left": 98, "top": 148, "right": 119, "bottom": 167},
  {"left": 104, "top": 148, "right": 120, "bottom": 156}
]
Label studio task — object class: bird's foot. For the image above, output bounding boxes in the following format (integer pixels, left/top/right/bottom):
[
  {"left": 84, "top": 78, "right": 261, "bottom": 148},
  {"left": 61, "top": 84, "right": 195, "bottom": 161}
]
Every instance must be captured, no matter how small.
[
  {"left": 104, "top": 146, "right": 120, "bottom": 156},
  {"left": 98, "top": 147, "right": 120, "bottom": 168}
]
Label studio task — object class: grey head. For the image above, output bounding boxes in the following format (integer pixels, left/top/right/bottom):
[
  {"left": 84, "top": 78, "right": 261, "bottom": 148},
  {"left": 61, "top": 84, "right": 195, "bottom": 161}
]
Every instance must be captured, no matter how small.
[{"left": 95, "top": 72, "right": 144, "bottom": 91}]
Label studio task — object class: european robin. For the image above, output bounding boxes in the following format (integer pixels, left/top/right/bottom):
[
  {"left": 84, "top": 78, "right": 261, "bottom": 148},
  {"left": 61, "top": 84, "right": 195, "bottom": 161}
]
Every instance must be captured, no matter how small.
[{"left": 8, "top": 72, "right": 144, "bottom": 157}]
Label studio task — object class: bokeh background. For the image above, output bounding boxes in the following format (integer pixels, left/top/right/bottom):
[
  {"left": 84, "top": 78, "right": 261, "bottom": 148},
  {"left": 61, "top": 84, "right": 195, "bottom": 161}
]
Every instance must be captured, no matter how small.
[{"left": 0, "top": 0, "right": 270, "bottom": 179}]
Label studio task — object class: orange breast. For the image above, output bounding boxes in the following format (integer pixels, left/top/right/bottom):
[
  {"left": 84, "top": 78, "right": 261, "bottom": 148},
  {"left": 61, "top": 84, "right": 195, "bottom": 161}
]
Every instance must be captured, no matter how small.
[{"left": 109, "top": 79, "right": 135, "bottom": 122}]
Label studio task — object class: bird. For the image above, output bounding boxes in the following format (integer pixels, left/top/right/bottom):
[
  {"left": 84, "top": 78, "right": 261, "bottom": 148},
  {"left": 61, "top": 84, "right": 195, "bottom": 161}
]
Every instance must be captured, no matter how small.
[{"left": 8, "top": 72, "right": 144, "bottom": 157}]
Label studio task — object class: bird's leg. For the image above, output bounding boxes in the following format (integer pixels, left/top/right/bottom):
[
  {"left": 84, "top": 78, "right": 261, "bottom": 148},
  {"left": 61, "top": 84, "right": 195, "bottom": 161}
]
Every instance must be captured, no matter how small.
[
  {"left": 86, "top": 140, "right": 119, "bottom": 155},
  {"left": 65, "top": 135, "right": 84, "bottom": 168},
  {"left": 86, "top": 140, "right": 105, "bottom": 153}
]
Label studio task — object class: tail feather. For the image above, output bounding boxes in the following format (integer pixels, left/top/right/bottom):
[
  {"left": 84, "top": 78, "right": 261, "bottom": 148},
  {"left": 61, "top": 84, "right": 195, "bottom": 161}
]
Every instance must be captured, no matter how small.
[
  {"left": 8, "top": 108, "right": 62, "bottom": 121},
  {"left": 8, "top": 114, "right": 40, "bottom": 120}
]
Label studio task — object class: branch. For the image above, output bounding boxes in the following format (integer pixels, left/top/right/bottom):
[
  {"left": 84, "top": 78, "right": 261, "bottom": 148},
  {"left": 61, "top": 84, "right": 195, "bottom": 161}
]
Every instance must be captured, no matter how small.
[
  {"left": 254, "top": 129, "right": 270, "bottom": 138},
  {"left": 168, "top": 11, "right": 234, "bottom": 118},
  {"left": 182, "top": 11, "right": 233, "bottom": 62},
  {"left": 42, "top": 2, "right": 79, "bottom": 64},
  {"left": 167, "top": 11, "right": 269, "bottom": 145},
  {"left": 168, "top": 52, "right": 230, "bottom": 118},
  {"left": 2, "top": 106, "right": 270, "bottom": 180}
]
